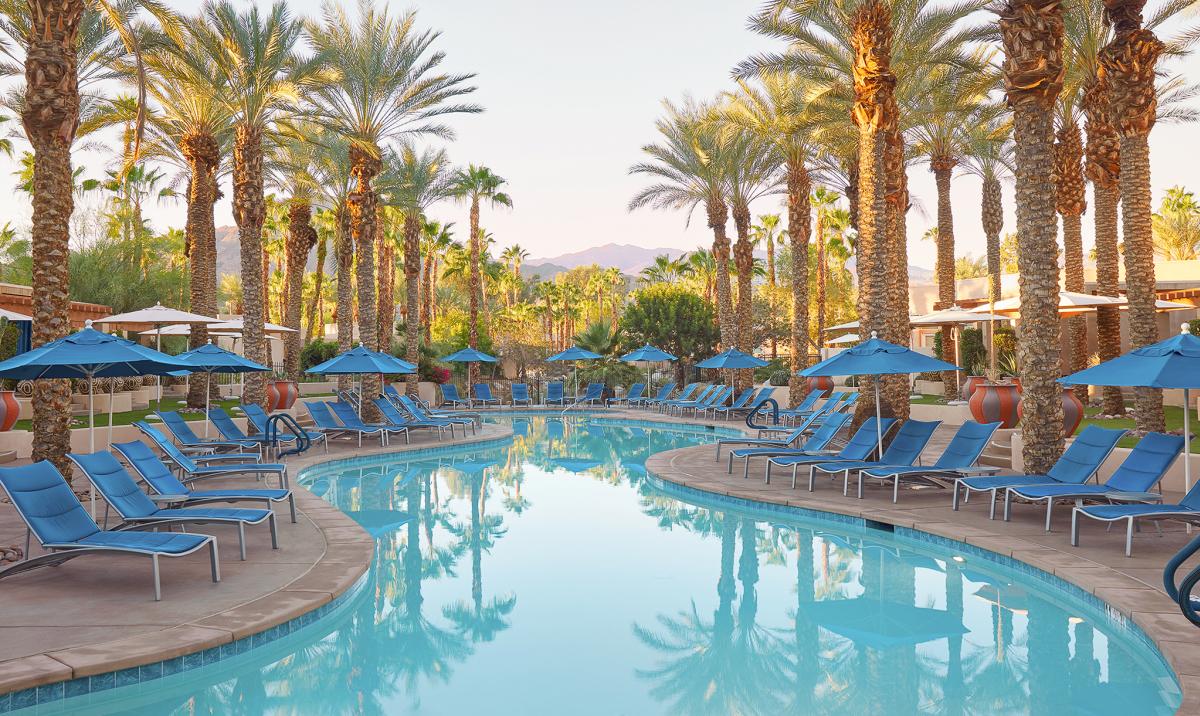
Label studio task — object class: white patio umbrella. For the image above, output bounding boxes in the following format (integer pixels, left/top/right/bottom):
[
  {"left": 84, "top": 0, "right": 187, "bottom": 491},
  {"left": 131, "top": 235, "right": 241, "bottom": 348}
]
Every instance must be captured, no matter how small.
[
  {"left": 208, "top": 317, "right": 298, "bottom": 334},
  {"left": 827, "top": 333, "right": 860, "bottom": 346},
  {"left": 968, "top": 291, "right": 1125, "bottom": 317},
  {"left": 911, "top": 306, "right": 1012, "bottom": 378}
]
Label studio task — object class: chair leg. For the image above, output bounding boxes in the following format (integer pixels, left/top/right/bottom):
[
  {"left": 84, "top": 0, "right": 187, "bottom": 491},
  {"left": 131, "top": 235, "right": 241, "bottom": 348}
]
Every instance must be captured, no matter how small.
[
  {"left": 268, "top": 514, "right": 279, "bottom": 549},
  {"left": 1070, "top": 509, "right": 1080, "bottom": 546},
  {"left": 1044, "top": 500, "right": 1054, "bottom": 532},
  {"left": 892, "top": 475, "right": 900, "bottom": 504},
  {"left": 952, "top": 482, "right": 961, "bottom": 511},
  {"left": 856, "top": 472, "right": 863, "bottom": 500},
  {"left": 152, "top": 554, "right": 161, "bottom": 601},
  {"left": 210, "top": 539, "right": 221, "bottom": 582},
  {"left": 238, "top": 522, "right": 247, "bottom": 561},
  {"left": 1003, "top": 490, "right": 1012, "bottom": 522},
  {"left": 1126, "top": 518, "right": 1135, "bottom": 557},
  {"left": 288, "top": 494, "right": 297, "bottom": 523},
  {"left": 988, "top": 490, "right": 997, "bottom": 520}
]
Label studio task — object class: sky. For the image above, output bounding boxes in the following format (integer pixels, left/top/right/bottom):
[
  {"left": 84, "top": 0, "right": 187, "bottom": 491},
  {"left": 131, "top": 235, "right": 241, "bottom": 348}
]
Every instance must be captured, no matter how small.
[{"left": 2, "top": 0, "right": 1199, "bottom": 271}]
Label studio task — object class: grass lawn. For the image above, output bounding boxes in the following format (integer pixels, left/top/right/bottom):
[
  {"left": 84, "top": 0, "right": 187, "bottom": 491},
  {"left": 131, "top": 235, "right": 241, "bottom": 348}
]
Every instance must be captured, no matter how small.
[
  {"left": 12, "top": 393, "right": 335, "bottom": 432},
  {"left": 1078, "top": 405, "right": 1197, "bottom": 453},
  {"left": 910, "top": 393, "right": 950, "bottom": 405}
]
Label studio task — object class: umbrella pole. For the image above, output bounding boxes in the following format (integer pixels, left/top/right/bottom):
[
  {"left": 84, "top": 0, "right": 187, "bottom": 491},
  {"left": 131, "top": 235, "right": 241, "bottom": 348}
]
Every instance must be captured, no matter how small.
[
  {"left": 205, "top": 371, "right": 211, "bottom": 435},
  {"left": 874, "top": 380, "right": 883, "bottom": 459},
  {"left": 88, "top": 372, "right": 95, "bottom": 517},
  {"left": 107, "top": 379, "right": 114, "bottom": 448},
  {"left": 156, "top": 326, "right": 163, "bottom": 413},
  {"left": 1186, "top": 387, "right": 1192, "bottom": 501}
]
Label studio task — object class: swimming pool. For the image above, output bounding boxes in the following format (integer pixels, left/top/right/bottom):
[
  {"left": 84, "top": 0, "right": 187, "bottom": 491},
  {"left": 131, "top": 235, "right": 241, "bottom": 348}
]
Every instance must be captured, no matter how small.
[{"left": 37, "top": 417, "right": 1181, "bottom": 714}]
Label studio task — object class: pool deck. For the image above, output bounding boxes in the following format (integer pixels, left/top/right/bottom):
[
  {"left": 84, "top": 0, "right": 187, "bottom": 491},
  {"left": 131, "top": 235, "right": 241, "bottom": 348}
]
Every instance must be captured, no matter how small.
[
  {"left": 0, "top": 422, "right": 512, "bottom": 698},
  {"left": 636, "top": 414, "right": 1200, "bottom": 713}
]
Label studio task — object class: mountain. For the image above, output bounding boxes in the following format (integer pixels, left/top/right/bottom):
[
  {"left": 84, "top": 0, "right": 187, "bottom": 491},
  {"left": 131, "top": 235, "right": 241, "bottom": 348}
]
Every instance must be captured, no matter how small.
[
  {"left": 215, "top": 225, "right": 323, "bottom": 276},
  {"left": 524, "top": 243, "right": 687, "bottom": 278}
]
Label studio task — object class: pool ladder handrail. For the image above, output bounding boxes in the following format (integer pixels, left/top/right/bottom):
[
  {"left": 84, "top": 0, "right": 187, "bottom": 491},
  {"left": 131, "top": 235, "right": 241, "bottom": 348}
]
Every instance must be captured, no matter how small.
[
  {"left": 745, "top": 398, "right": 780, "bottom": 431},
  {"left": 266, "top": 412, "right": 312, "bottom": 459},
  {"left": 1164, "top": 531, "right": 1200, "bottom": 627}
]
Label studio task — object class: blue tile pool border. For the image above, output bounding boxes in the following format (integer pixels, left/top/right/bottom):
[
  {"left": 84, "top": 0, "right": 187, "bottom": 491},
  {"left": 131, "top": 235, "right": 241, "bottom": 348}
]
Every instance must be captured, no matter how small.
[
  {"left": 644, "top": 471, "right": 1182, "bottom": 693},
  {"left": 0, "top": 572, "right": 369, "bottom": 712}
]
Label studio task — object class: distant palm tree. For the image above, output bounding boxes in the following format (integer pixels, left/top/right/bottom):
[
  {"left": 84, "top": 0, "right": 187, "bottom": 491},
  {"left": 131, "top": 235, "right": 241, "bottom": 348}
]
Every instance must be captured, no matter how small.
[
  {"left": 639, "top": 254, "right": 690, "bottom": 284},
  {"left": 420, "top": 220, "right": 455, "bottom": 341},
  {"left": 1152, "top": 186, "right": 1200, "bottom": 260},
  {"left": 451, "top": 165, "right": 512, "bottom": 385}
]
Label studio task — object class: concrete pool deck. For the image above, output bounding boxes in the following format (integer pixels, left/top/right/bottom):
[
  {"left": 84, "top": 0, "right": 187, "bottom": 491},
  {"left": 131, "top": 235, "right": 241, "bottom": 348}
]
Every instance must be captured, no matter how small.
[
  {"left": 0, "top": 422, "right": 512, "bottom": 698},
  {"left": 640, "top": 418, "right": 1200, "bottom": 714}
]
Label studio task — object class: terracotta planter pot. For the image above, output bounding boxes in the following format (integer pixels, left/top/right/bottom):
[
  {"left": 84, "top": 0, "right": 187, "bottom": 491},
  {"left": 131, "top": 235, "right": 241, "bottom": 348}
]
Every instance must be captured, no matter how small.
[
  {"left": 266, "top": 380, "right": 299, "bottom": 412},
  {"left": 969, "top": 382, "right": 1021, "bottom": 429},
  {"left": 0, "top": 391, "right": 18, "bottom": 431},
  {"left": 1009, "top": 377, "right": 1023, "bottom": 394},
  {"left": 1016, "top": 387, "right": 1085, "bottom": 437},
  {"left": 807, "top": 376, "right": 834, "bottom": 396},
  {"left": 960, "top": 375, "right": 987, "bottom": 401}
]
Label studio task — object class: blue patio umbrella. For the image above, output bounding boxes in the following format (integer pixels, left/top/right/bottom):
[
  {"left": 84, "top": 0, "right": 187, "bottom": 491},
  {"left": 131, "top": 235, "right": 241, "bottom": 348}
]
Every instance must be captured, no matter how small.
[
  {"left": 801, "top": 331, "right": 960, "bottom": 456},
  {"left": 621, "top": 344, "right": 677, "bottom": 393},
  {"left": 173, "top": 341, "right": 269, "bottom": 436},
  {"left": 696, "top": 348, "right": 768, "bottom": 370},
  {"left": 547, "top": 345, "right": 602, "bottom": 397},
  {"left": 0, "top": 320, "right": 190, "bottom": 513},
  {"left": 307, "top": 344, "right": 416, "bottom": 416},
  {"left": 442, "top": 347, "right": 497, "bottom": 363},
  {"left": 1060, "top": 323, "right": 1200, "bottom": 493}
]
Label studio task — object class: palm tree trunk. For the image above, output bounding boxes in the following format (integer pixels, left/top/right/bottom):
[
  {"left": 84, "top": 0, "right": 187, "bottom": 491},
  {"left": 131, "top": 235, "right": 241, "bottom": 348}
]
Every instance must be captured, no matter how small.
[
  {"left": 24, "top": 0, "right": 83, "bottom": 475},
  {"left": 182, "top": 131, "right": 220, "bottom": 408},
  {"left": 932, "top": 159, "right": 958, "bottom": 398},
  {"left": 849, "top": 1, "right": 894, "bottom": 431},
  {"left": 787, "top": 160, "right": 812, "bottom": 403},
  {"left": 420, "top": 253, "right": 434, "bottom": 344},
  {"left": 284, "top": 200, "right": 315, "bottom": 380},
  {"left": 233, "top": 124, "right": 270, "bottom": 407},
  {"left": 376, "top": 210, "right": 395, "bottom": 353},
  {"left": 816, "top": 208, "right": 826, "bottom": 347},
  {"left": 1103, "top": 22, "right": 1165, "bottom": 432},
  {"left": 306, "top": 233, "right": 327, "bottom": 344},
  {"left": 883, "top": 127, "right": 912, "bottom": 421},
  {"left": 468, "top": 198, "right": 481, "bottom": 387},
  {"left": 732, "top": 202, "right": 755, "bottom": 389},
  {"left": 335, "top": 204, "right": 354, "bottom": 392},
  {"left": 707, "top": 198, "right": 735, "bottom": 350},
  {"left": 403, "top": 213, "right": 422, "bottom": 394},
  {"left": 349, "top": 146, "right": 380, "bottom": 416},
  {"left": 982, "top": 175, "right": 1004, "bottom": 304},
  {"left": 999, "top": 0, "right": 1065, "bottom": 472},
  {"left": 1055, "top": 120, "right": 1088, "bottom": 402}
]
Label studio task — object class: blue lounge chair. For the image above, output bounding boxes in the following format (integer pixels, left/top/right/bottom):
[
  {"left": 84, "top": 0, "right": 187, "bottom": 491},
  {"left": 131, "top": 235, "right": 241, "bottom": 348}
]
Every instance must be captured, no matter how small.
[
  {"left": 304, "top": 401, "right": 389, "bottom": 447},
  {"left": 678, "top": 385, "right": 733, "bottom": 416},
  {"left": 545, "top": 381, "right": 566, "bottom": 406},
  {"left": 372, "top": 397, "right": 450, "bottom": 440},
  {"left": 702, "top": 387, "right": 754, "bottom": 418},
  {"left": 715, "top": 386, "right": 776, "bottom": 420},
  {"left": 716, "top": 408, "right": 836, "bottom": 460},
  {"left": 394, "top": 393, "right": 478, "bottom": 434},
  {"left": 440, "top": 383, "right": 470, "bottom": 408},
  {"left": 768, "top": 417, "right": 900, "bottom": 488},
  {"left": 571, "top": 383, "right": 604, "bottom": 406},
  {"left": 1000, "top": 431, "right": 1183, "bottom": 531},
  {"left": 780, "top": 391, "right": 844, "bottom": 423},
  {"left": 631, "top": 382, "right": 675, "bottom": 408},
  {"left": 855, "top": 421, "right": 1002, "bottom": 503},
  {"left": 156, "top": 410, "right": 254, "bottom": 453},
  {"left": 240, "top": 403, "right": 328, "bottom": 454},
  {"left": 0, "top": 461, "right": 219, "bottom": 601},
  {"left": 114, "top": 440, "right": 296, "bottom": 523},
  {"left": 607, "top": 383, "right": 645, "bottom": 407},
  {"left": 783, "top": 389, "right": 826, "bottom": 417},
  {"left": 472, "top": 383, "right": 501, "bottom": 407},
  {"left": 665, "top": 384, "right": 717, "bottom": 414},
  {"left": 656, "top": 383, "right": 701, "bottom": 412},
  {"left": 1072, "top": 469, "right": 1200, "bottom": 557},
  {"left": 511, "top": 383, "right": 532, "bottom": 407},
  {"left": 727, "top": 413, "right": 852, "bottom": 478},
  {"left": 328, "top": 401, "right": 411, "bottom": 445},
  {"left": 208, "top": 407, "right": 271, "bottom": 454},
  {"left": 954, "top": 425, "right": 1127, "bottom": 519},
  {"left": 135, "top": 421, "right": 290, "bottom": 489},
  {"left": 70, "top": 451, "right": 278, "bottom": 561},
  {"left": 809, "top": 420, "right": 943, "bottom": 497}
]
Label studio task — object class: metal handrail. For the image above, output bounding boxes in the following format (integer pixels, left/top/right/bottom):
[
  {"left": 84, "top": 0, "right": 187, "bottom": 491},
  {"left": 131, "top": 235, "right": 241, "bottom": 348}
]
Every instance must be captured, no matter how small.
[
  {"left": 1164, "top": 532, "right": 1200, "bottom": 626},
  {"left": 267, "top": 412, "right": 312, "bottom": 459},
  {"left": 745, "top": 398, "right": 780, "bottom": 431}
]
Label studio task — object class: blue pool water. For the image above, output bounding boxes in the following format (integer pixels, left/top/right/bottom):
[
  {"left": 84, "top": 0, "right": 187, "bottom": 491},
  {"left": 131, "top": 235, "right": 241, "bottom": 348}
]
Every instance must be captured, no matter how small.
[{"left": 35, "top": 417, "right": 1181, "bottom": 714}]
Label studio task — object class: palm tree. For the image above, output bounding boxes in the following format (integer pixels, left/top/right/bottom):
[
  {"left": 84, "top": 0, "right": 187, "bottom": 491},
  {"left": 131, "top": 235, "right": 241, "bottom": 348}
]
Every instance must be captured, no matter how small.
[
  {"left": 189, "top": 0, "right": 321, "bottom": 406},
  {"left": 961, "top": 117, "right": 1011, "bottom": 309},
  {"left": 630, "top": 99, "right": 734, "bottom": 347},
  {"left": 393, "top": 143, "right": 454, "bottom": 392},
  {"left": 1153, "top": 186, "right": 1200, "bottom": 260},
  {"left": 639, "top": 253, "right": 691, "bottom": 285},
  {"left": 751, "top": 215, "right": 783, "bottom": 291},
  {"left": 810, "top": 187, "right": 839, "bottom": 349},
  {"left": 998, "top": 0, "right": 1065, "bottom": 471},
  {"left": 451, "top": 165, "right": 512, "bottom": 385},
  {"left": 307, "top": 1, "right": 479, "bottom": 408},
  {"left": 419, "top": 220, "right": 455, "bottom": 342}
]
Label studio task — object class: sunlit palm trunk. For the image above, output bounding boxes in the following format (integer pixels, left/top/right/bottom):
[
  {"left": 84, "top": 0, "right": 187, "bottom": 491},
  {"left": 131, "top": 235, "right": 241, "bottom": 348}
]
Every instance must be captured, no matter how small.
[
  {"left": 183, "top": 131, "right": 221, "bottom": 408},
  {"left": 883, "top": 130, "right": 911, "bottom": 421},
  {"left": 1055, "top": 120, "right": 1088, "bottom": 402},
  {"left": 787, "top": 161, "right": 811, "bottom": 402},
  {"left": 1102, "top": 15, "right": 1164, "bottom": 432},
  {"left": 284, "top": 201, "right": 316, "bottom": 380},
  {"left": 932, "top": 159, "right": 958, "bottom": 397},
  {"left": 24, "top": 0, "right": 82, "bottom": 475},
  {"left": 1085, "top": 72, "right": 1124, "bottom": 414},
  {"left": 468, "top": 199, "right": 481, "bottom": 386},
  {"left": 732, "top": 203, "right": 755, "bottom": 390},
  {"left": 982, "top": 176, "right": 1003, "bottom": 304},
  {"left": 349, "top": 147, "right": 380, "bottom": 417},
  {"left": 420, "top": 253, "right": 434, "bottom": 344},
  {"left": 708, "top": 199, "right": 735, "bottom": 350},
  {"left": 999, "top": 0, "right": 1065, "bottom": 473},
  {"left": 233, "top": 124, "right": 270, "bottom": 407},
  {"left": 335, "top": 206, "right": 354, "bottom": 392},
  {"left": 306, "top": 234, "right": 327, "bottom": 344},
  {"left": 404, "top": 214, "right": 422, "bottom": 393}
]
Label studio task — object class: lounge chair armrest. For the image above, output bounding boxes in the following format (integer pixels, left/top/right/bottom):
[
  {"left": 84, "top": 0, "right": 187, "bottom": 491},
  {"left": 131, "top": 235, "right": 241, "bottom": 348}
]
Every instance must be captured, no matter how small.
[
  {"left": 192, "top": 454, "right": 262, "bottom": 464},
  {"left": 148, "top": 494, "right": 190, "bottom": 505},
  {"left": 946, "top": 466, "right": 1002, "bottom": 477},
  {"left": 1102, "top": 491, "right": 1164, "bottom": 504}
]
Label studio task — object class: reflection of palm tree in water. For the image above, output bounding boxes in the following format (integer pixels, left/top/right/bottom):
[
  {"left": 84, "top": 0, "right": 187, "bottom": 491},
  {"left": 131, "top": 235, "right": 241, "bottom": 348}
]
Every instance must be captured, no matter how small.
[{"left": 444, "top": 467, "right": 516, "bottom": 643}]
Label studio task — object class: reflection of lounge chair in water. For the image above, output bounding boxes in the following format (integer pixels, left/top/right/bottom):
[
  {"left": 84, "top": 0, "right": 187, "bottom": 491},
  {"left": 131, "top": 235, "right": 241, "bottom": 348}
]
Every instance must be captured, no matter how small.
[
  {"left": 546, "top": 419, "right": 565, "bottom": 441},
  {"left": 552, "top": 458, "right": 603, "bottom": 472},
  {"left": 799, "top": 598, "right": 968, "bottom": 648},
  {"left": 345, "top": 509, "right": 414, "bottom": 538}
]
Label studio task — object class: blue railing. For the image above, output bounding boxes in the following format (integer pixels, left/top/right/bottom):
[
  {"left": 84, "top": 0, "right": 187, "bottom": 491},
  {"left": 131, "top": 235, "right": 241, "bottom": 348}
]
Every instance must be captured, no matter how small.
[
  {"left": 745, "top": 398, "right": 780, "bottom": 431},
  {"left": 1164, "top": 532, "right": 1200, "bottom": 626},
  {"left": 267, "top": 412, "right": 312, "bottom": 459}
]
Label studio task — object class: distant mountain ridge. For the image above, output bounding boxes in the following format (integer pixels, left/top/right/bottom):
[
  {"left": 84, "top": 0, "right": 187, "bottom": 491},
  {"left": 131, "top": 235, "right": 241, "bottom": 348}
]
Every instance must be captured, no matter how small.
[{"left": 524, "top": 243, "right": 687, "bottom": 277}]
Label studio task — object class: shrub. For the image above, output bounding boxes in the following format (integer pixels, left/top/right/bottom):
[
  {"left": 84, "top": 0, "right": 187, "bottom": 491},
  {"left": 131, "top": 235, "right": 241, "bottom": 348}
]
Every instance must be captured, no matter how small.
[{"left": 300, "top": 339, "right": 339, "bottom": 371}]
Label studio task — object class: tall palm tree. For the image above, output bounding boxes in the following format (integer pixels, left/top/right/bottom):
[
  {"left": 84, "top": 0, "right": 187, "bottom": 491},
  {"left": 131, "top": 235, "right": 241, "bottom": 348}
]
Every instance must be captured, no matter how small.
[
  {"left": 630, "top": 99, "right": 734, "bottom": 348},
  {"left": 419, "top": 220, "right": 454, "bottom": 342},
  {"left": 961, "top": 116, "right": 1011, "bottom": 375},
  {"left": 751, "top": 215, "right": 783, "bottom": 291},
  {"left": 998, "top": 0, "right": 1066, "bottom": 472},
  {"left": 450, "top": 165, "right": 511, "bottom": 384},
  {"left": 1055, "top": 107, "right": 1089, "bottom": 400},
  {"left": 393, "top": 143, "right": 454, "bottom": 392},
  {"left": 307, "top": 0, "right": 479, "bottom": 408},
  {"left": 810, "top": 187, "right": 840, "bottom": 348},
  {"left": 189, "top": 0, "right": 321, "bottom": 406}
]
